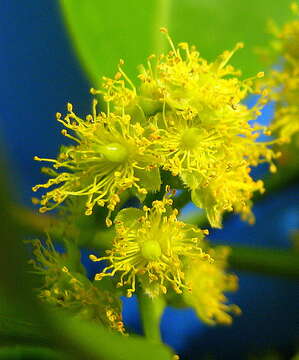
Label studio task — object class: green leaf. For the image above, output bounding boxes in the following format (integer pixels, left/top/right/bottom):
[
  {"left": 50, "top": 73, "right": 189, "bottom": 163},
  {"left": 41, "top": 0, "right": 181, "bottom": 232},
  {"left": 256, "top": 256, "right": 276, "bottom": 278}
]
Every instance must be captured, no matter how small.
[
  {"left": 169, "top": 0, "right": 292, "bottom": 77},
  {"left": 0, "top": 346, "right": 64, "bottom": 360},
  {"left": 115, "top": 207, "right": 143, "bottom": 228},
  {"left": 59, "top": 0, "right": 168, "bottom": 85},
  {"left": 191, "top": 188, "right": 222, "bottom": 228},
  {"left": 0, "top": 305, "right": 174, "bottom": 360},
  {"left": 55, "top": 312, "right": 174, "bottom": 360},
  {"left": 135, "top": 167, "right": 161, "bottom": 192},
  {"left": 180, "top": 171, "right": 200, "bottom": 190},
  {"left": 160, "top": 170, "right": 185, "bottom": 190},
  {"left": 0, "top": 163, "right": 52, "bottom": 334},
  {"left": 60, "top": 0, "right": 292, "bottom": 86}
]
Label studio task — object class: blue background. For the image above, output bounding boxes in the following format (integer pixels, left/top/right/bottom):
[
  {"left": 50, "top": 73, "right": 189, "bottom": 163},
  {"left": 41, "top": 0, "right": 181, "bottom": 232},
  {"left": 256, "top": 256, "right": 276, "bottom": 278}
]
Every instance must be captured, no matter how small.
[{"left": 1, "top": 1, "right": 298, "bottom": 358}]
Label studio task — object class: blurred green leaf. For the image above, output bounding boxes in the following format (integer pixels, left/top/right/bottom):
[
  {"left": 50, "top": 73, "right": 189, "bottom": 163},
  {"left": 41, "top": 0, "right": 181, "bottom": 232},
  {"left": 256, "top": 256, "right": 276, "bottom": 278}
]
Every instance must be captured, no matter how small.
[
  {"left": 55, "top": 312, "right": 173, "bottom": 360},
  {"left": 169, "top": 0, "right": 291, "bottom": 77},
  {"left": 59, "top": 0, "right": 167, "bottom": 85},
  {"left": 0, "top": 346, "right": 64, "bottom": 360},
  {"left": 60, "top": 0, "right": 292, "bottom": 85},
  {"left": 0, "top": 165, "right": 51, "bottom": 333}
]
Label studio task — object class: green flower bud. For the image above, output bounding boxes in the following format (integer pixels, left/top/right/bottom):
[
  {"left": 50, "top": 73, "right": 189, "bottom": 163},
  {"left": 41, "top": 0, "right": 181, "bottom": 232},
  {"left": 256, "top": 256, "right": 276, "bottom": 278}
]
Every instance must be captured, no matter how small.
[
  {"left": 141, "top": 240, "right": 162, "bottom": 260},
  {"left": 181, "top": 128, "right": 201, "bottom": 150},
  {"left": 102, "top": 142, "right": 129, "bottom": 163}
]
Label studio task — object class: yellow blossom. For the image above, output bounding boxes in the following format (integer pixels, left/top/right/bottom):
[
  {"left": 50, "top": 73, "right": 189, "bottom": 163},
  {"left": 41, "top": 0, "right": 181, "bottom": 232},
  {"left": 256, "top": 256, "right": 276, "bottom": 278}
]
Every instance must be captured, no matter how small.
[
  {"left": 33, "top": 29, "right": 277, "bottom": 229},
  {"left": 191, "top": 165, "right": 265, "bottom": 227},
  {"left": 29, "top": 237, "right": 125, "bottom": 333},
  {"left": 32, "top": 100, "right": 161, "bottom": 222},
  {"left": 90, "top": 192, "right": 211, "bottom": 297},
  {"left": 91, "top": 59, "right": 137, "bottom": 113},
  {"left": 137, "top": 29, "right": 277, "bottom": 227},
  {"left": 264, "top": 3, "right": 299, "bottom": 146},
  {"left": 184, "top": 245, "right": 241, "bottom": 325}
]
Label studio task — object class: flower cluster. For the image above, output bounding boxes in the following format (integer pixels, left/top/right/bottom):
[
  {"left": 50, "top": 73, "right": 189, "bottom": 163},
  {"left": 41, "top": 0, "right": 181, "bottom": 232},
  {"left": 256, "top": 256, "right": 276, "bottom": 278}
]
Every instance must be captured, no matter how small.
[
  {"left": 89, "top": 194, "right": 240, "bottom": 325},
  {"left": 263, "top": 3, "right": 299, "bottom": 147},
  {"left": 33, "top": 29, "right": 276, "bottom": 228},
  {"left": 29, "top": 237, "right": 125, "bottom": 333}
]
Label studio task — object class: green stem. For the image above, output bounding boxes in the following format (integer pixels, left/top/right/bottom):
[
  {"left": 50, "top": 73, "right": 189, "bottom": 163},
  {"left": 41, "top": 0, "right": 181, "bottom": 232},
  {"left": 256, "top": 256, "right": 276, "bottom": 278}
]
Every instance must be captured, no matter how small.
[
  {"left": 228, "top": 246, "right": 299, "bottom": 279},
  {"left": 138, "top": 293, "right": 166, "bottom": 342},
  {"left": 11, "top": 204, "right": 55, "bottom": 235},
  {"left": 153, "top": 0, "right": 172, "bottom": 54}
]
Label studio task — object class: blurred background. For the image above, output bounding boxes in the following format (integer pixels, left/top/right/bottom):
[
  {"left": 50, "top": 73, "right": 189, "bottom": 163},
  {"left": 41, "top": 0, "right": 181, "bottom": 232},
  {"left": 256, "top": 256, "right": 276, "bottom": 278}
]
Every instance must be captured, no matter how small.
[{"left": 1, "top": 1, "right": 299, "bottom": 359}]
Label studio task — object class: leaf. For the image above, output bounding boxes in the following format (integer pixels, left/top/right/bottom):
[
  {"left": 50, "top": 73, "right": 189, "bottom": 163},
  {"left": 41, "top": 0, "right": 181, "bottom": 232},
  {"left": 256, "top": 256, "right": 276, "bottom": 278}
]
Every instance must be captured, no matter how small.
[
  {"left": 115, "top": 207, "right": 143, "bottom": 229},
  {"left": 0, "top": 161, "right": 51, "bottom": 332},
  {"left": 191, "top": 188, "right": 222, "bottom": 228},
  {"left": 180, "top": 171, "right": 201, "bottom": 190},
  {"left": 56, "top": 312, "right": 174, "bottom": 360},
  {"left": 160, "top": 170, "right": 185, "bottom": 190},
  {"left": 59, "top": 0, "right": 165, "bottom": 85},
  {"left": 60, "top": 0, "right": 292, "bottom": 86},
  {"left": 135, "top": 167, "right": 161, "bottom": 192},
  {"left": 169, "top": 0, "right": 291, "bottom": 77},
  {"left": 0, "top": 346, "right": 64, "bottom": 360},
  {"left": 0, "top": 307, "right": 175, "bottom": 359}
]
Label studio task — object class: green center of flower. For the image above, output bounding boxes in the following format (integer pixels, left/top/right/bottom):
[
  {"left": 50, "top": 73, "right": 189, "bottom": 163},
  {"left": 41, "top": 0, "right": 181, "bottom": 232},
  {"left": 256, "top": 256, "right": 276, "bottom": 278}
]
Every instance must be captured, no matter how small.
[
  {"left": 181, "top": 127, "right": 201, "bottom": 150},
  {"left": 141, "top": 240, "right": 162, "bottom": 261},
  {"left": 102, "top": 142, "right": 129, "bottom": 163}
]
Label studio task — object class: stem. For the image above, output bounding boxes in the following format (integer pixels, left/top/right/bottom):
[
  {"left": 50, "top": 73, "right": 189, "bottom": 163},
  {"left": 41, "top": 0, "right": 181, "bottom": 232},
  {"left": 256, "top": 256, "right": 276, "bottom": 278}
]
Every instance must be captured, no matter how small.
[
  {"left": 11, "top": 204, "right": 55, "bottom": 235},
  {"left": 139, "top": 293, "right": 166, "bottom": 342},
  {"left": 153, "top": 0, "right": 172, "bottom": 54},
  {"left": 228, "top": 246, "right": 299, "bottom": 279}
]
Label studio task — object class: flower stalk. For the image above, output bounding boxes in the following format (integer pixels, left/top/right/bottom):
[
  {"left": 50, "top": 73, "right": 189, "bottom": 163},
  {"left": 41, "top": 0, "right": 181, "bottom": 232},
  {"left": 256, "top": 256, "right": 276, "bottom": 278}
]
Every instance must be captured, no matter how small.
[{"left": 139, "top": 293, "right": 166, "bottom": 342}]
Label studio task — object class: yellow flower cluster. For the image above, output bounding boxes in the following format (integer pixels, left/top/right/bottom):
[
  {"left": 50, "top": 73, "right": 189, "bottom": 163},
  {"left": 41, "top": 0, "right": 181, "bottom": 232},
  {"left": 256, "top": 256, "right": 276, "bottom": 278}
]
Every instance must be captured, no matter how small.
[
  {"left": 264, "top": 3, "right": 299, "bottom": 146},
  {"left": 29, "top": 237, "right": 125, "bottom": 333},
  {"left": 33, "top": 29, "right": 276, "bottom": 227},
  {"left": 184, "top": 245, "right": 241, "bottom": 325},
  {"left": 90, "top": 193, "right": 211, "bottom": 298},
  {"left": 89, "top": 195, "right": 240, "bottom": 325}
]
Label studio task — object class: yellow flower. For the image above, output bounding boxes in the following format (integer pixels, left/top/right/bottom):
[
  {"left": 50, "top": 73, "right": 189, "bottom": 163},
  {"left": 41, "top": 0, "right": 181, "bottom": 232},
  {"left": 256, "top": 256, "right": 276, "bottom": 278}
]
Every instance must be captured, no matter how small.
[
  {"left": 29, "top": 237, "right": 125, "bottom": 333},
  {"left": 137, "top": 29, "right": 277, "bottom": 227},
  {"left": 191, "top": 165, "right": 265, "bottom": 227},
  {"left": 264, "top": 3, "right": 299, "bottom": 146},
  {"left": 33, "top": 101, "right": 161, "bottom": 224},
  {"left": 91, "top": 60, "right": 138, "bottom": 113},
  {"left": 184, "top": 245, "right": 241, "bottom": 325},
  {"left": 90, "top": 191, "right": 211, "bottom": 297}
]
